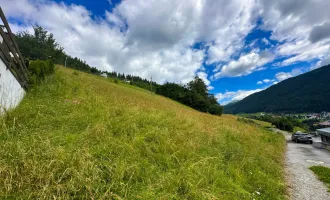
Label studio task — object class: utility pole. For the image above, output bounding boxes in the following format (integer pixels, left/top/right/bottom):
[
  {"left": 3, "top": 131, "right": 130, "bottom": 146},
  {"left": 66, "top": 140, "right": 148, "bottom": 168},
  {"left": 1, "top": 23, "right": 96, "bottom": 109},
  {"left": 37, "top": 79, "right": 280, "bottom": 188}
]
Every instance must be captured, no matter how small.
[
  {"left": 65, "top": 56, "right": 68, "bottom": 67},
  {"left": 150, "top": 76, "right": 153, "bottom": 92}
]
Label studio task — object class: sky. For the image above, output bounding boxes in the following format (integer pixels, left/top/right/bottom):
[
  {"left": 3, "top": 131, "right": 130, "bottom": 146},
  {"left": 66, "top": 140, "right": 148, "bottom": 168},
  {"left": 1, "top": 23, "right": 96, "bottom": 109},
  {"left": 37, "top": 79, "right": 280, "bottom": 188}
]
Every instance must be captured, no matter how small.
[{"left": 2, "top": 0, "right": 330, "bottom": 104}]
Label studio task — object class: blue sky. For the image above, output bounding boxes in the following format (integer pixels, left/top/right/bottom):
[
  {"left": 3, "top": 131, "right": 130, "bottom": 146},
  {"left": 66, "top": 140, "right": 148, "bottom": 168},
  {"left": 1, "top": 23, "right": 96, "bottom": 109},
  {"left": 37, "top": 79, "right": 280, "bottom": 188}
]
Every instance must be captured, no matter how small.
[{"left": 3, "top": 0, "right": 330, "bottom": 104}]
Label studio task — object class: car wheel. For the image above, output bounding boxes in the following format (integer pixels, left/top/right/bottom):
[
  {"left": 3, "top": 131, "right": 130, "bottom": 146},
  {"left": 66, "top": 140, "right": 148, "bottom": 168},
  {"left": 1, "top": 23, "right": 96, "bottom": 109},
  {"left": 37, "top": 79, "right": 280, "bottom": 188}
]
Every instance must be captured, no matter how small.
[{"left": 310, "top": 141, "right": 313, "bottom": 144}]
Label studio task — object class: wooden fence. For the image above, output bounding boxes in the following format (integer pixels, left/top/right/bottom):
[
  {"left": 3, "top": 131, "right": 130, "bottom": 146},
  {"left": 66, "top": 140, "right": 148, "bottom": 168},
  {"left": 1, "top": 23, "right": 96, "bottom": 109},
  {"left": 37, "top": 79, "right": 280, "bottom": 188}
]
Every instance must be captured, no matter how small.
[{"left": 0, "top": 6, "right": 29, "bottom": 90}]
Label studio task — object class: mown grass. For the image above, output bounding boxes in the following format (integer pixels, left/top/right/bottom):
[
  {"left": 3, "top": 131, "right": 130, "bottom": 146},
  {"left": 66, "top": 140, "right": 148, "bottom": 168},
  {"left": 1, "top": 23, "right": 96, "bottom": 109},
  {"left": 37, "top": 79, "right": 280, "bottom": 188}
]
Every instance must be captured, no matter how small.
[
  {"left": 310, "top": 166, "right": 330, "bottom": 191},
  {"left": 0, "top": 66, "right": 286, "bottom": 199}
]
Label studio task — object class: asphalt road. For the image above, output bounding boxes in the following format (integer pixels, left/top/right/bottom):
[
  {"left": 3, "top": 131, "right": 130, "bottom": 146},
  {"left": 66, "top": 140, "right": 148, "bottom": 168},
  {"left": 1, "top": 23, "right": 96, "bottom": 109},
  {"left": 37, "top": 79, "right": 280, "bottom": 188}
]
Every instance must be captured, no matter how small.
[{"left": 276, "top": 129, "right": 330, "bottom": 200}]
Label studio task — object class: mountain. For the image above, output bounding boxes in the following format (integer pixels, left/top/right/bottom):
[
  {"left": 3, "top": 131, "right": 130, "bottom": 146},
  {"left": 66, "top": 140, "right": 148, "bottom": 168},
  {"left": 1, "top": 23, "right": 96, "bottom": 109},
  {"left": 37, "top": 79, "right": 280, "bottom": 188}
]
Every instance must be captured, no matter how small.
[{"left": 225, "top": 65, "right": 330, "bottom": 114}]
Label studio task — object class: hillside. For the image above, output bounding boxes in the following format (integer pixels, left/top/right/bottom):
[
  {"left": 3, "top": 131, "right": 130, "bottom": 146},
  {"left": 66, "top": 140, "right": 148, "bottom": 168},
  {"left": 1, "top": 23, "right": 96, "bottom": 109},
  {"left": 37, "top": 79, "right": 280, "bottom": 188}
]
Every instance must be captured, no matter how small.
[
  {"left": 225, "top": 65, "right": 330, "bottom": 114},
  {"left": 0, "top": 66, "right": 285, "bottom": 199}
]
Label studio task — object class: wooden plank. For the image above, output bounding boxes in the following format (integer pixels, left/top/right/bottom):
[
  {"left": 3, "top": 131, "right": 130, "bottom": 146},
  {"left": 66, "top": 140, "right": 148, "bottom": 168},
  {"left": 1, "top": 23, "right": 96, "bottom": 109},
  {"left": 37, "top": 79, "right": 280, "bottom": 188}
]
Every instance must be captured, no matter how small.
[
  {"left": 0, "top": 7, "right": 28, "bottom": 72},
  {"left": 0, "top": 36, "right": 29, "bottom": 89},
  {"left": 0, "top": 29, "right": 29, "bottom": 81},
  {"left": 0, "top": 45, "right": 28, "bottom": 89},
  {"left": 0, "top": 28, "right": 29, "bottom": 83}
]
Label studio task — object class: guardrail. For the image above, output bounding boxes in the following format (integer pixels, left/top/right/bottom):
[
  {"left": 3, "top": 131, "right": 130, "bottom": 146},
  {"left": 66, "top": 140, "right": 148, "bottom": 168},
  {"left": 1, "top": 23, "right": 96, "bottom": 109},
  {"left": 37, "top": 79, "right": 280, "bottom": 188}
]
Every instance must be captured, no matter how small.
[{"left": 0, "top": 6, "right": 29, "bottom": 90}]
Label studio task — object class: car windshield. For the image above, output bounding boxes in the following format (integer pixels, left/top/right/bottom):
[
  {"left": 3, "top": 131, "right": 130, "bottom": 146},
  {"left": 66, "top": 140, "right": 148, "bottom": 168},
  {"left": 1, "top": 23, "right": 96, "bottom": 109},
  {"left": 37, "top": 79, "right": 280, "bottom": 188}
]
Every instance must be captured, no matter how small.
[{"left": 295, "top": 133, "right": 308, "bottom": 135}]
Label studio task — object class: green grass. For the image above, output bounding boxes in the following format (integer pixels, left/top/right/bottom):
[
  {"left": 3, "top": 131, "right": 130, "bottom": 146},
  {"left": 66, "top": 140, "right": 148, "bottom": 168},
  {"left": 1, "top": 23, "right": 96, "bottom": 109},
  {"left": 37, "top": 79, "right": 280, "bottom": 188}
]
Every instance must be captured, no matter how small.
[
  {"left": 249, "top": 119, "right": 273, "bottom": 128},
  {"left": 293, "top": 126, "right": 307, "bottom": 133},
  {"left": 0, "top": 66, "right": 286, "bottom": 199},
  {"left": 310, "top": 166, "right": 330, "bottom": 191}
]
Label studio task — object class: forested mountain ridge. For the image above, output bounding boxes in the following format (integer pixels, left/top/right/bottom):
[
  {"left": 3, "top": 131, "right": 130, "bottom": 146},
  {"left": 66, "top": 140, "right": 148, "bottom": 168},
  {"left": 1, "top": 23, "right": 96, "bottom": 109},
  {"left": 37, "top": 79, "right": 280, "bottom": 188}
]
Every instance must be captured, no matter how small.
[{"left": 225, "top": 65, "right": 330, "bottom": 114}]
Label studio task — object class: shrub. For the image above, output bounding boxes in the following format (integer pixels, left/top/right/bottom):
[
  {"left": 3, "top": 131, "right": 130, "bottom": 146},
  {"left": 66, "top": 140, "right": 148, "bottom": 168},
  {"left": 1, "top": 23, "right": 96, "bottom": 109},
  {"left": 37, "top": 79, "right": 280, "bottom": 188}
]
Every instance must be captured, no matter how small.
[
  {"left": 272, "top": 118, "right": 294, "bottom": 132},
  {"left": 28, "top": 59, "right": 55, "bottom": 85}
]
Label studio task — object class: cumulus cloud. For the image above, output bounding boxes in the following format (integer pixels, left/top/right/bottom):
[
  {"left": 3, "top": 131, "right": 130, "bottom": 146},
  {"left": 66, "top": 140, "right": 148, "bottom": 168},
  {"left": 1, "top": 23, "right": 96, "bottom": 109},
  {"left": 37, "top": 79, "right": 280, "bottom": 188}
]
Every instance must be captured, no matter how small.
[
  {"left": 2, "top": 0, "right": 330, "bottom": 92},
  {"left": 311, "top": 54, "right": 330, "bottom": 70},
  {"left": 1, "top": 0, "right": 264, "bottom": 84},
  {"left": 275, "top": 72, "right": 293, "bottom": 81},
  {"left": 216, "top": 88, "right": 263, "bottom": 105},
  {"left": 213, "top": 51, "right": 274, "bottom": 79},
  {"left": 259, "top": 0, "right": 330, "bottom": 66},
  {"left": 309, "top": 22, "right": 330, "bottom": 43},
  {"left": 2, "top": 0, "right": 206, "bottom": 83},
  {"left": 256, "top": 78, "right": 275, "bottom": 85},
  {"left": 275, "top": 68, "right": 303, "bottom": 82}
]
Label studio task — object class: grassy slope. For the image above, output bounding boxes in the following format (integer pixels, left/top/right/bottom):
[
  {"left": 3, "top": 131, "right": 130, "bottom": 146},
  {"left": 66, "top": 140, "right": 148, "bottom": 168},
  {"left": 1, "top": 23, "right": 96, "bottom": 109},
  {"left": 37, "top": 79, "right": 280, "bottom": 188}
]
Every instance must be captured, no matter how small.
[
  {"left": 0, "top": 66, "right": 286, "bottom": 199},
  {"left": 310, "top": 166, "right": 330, "bottom": 191}
]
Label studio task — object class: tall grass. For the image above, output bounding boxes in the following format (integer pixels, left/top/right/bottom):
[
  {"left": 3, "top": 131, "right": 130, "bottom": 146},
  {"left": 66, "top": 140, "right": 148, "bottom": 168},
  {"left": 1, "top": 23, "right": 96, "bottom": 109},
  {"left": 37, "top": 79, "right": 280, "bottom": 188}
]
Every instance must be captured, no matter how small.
[{"left": 0, "top": 66, "right": 286, "bottom": 199}]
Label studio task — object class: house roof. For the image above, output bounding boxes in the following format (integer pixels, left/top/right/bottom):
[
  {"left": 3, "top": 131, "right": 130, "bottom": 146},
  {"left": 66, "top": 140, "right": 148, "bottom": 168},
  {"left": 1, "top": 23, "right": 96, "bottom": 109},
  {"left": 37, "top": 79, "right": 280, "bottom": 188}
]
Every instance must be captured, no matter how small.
[
  {"left": 317, "top": 128, "right": 330, "bottom": 137},
  {"left": 319, "top": 121, "right": 330, "bottom": 126}
]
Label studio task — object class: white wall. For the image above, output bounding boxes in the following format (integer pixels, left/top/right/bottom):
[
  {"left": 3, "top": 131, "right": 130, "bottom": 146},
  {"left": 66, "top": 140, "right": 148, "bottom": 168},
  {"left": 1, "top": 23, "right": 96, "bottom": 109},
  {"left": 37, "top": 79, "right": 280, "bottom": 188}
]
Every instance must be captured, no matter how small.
[{"left": 0, "top": 58, "right": 25, "bottom": 114}]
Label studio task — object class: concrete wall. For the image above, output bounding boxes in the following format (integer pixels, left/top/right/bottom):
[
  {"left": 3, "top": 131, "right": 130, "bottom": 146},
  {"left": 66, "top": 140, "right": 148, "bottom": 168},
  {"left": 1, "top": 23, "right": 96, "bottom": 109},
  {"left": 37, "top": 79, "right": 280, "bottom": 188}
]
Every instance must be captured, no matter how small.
[{"left": 0, "top": 58, "right": 25, "bottom": 114}]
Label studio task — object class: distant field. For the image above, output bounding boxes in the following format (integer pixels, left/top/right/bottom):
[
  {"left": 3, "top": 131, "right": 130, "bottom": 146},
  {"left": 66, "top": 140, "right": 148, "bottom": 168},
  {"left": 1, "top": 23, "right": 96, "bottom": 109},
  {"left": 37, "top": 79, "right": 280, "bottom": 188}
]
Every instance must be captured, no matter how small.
[
  {"left": 249, "top": 119, "right": 273, "bottom": 128},
  {"left": 293, "top": 126, "right": 307, "bottom": 133},
  {"left": 0, "top": 66, "right": 286, "bottom": 199}
]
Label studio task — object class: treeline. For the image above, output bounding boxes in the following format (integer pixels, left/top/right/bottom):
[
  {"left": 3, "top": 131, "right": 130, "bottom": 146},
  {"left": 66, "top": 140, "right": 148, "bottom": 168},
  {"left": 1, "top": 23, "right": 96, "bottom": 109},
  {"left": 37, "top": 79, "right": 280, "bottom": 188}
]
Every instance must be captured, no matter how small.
[
  {"left": 15, "top": 26, "right": 92, "bottom": 73},
  {"left": 156, "top": 78, "right": 223, "bottom": 115},
  {"left": 15, "top": 26, "right": 223, "bottom": 116},
  {"left": 246, "top": 115, "right": 308, "bottom": 132},
  {"left": 105, "top": 71, "right": 159, "bottom": 92}
]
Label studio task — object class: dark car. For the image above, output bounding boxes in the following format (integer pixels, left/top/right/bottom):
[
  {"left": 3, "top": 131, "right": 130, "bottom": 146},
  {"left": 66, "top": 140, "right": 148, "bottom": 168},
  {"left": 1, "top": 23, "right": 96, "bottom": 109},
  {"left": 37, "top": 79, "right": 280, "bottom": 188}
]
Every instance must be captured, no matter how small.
[{"left": 291, "top": 132, "right": 313, "bottom": 144}]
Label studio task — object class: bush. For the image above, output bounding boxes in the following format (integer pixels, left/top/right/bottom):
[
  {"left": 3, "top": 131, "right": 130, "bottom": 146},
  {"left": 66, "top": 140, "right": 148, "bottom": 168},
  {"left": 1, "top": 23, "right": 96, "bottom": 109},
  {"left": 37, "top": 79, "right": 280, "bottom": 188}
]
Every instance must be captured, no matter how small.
[
  {"left": 28, "top": 59, "right": 55, "bottom": 85},
  {"left": 272, "top": 118, "right": 294, "bottom": 132}
]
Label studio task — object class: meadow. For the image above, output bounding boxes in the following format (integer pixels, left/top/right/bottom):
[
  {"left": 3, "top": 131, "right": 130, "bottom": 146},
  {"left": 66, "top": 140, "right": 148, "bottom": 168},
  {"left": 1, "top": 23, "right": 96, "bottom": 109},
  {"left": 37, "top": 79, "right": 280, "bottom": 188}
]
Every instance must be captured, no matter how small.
[{"left": 0, "top": 66, "right": 286, "bottom": 199}]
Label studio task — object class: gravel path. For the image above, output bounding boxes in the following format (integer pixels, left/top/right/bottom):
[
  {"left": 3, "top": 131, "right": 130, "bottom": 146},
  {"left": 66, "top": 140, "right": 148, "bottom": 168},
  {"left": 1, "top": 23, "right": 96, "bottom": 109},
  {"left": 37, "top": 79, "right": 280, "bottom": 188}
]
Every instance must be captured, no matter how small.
[{"left": 274, "top": 129, "right": 330, "bottom": 200}]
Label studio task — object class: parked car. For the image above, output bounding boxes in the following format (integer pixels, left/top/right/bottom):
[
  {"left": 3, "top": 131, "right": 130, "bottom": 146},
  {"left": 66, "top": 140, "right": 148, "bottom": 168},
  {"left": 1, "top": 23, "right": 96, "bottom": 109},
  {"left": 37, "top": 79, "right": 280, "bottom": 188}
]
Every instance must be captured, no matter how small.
[{"left": 291, "top": 132, "right": 313, "bottom": 144}]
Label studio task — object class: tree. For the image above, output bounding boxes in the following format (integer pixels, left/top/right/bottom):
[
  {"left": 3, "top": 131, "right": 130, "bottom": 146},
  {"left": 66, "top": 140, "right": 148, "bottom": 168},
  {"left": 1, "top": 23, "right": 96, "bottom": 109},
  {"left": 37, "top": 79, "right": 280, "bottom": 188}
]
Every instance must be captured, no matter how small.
[
  {"left": 187, "top": 76, "right": 208, "bottom": 97},
  {"left": 15, "top": 26, "right": 89, "bottom": 72}
]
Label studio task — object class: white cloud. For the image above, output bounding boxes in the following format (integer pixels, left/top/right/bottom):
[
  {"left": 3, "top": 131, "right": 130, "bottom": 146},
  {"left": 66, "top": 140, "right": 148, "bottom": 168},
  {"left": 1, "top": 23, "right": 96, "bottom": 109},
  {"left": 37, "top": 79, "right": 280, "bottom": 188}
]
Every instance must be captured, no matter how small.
[
  {"left": 275, "top": 72, "right": 293, "bottom": 81},
  {"left": 216, "top": 88, "right": 263, "bottom": 105},
  {"left": 256, "top": 78, "right": 275, "bottom": 85},
  {"left": 261, "top": 38, "right": 270, "bottom": 45},
  {"left": 213, "top": 51, "right": 274, "bottom": 79},
  {"left": 259, "top": 0, "right": 330, "bottom": 66},
  {"left": 1, "top": 0, "right": 263, "bottom": 85},
  {"left": 202, "top": 0, "right": 259, "bottom": 64},
  {"left": 311, "top": 52, "right": 330, "bottom": 70},
  {"left": 275, "top": 68, "right": 303, "bottom": 82},
  {"left": 2, "top": 0, "right": 330, "bottom": 87},
  {"left": 2, "top": 0, "right": 208, "bottom": 84}
]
